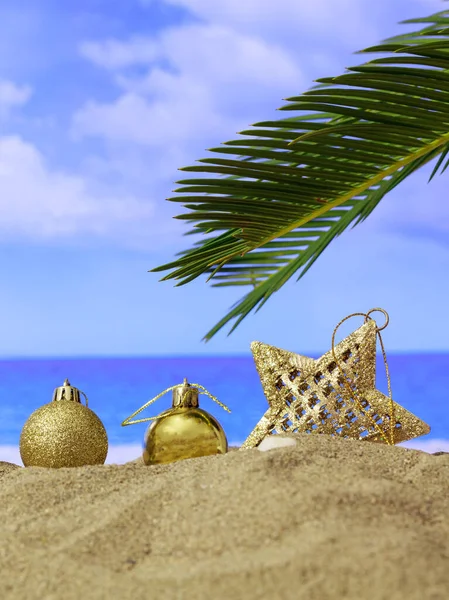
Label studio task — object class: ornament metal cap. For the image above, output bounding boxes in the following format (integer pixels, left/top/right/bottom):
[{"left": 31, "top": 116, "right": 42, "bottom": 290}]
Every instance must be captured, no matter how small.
[
  {"left": 52, "top": 379, "right": 88, "bottom": 405},
  {"left": 172, "top": 378, "right": 199, "bottom": 408}
]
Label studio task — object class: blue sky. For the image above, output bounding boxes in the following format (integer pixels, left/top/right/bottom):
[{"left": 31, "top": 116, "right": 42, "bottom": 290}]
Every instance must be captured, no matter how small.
[{"left": 0, "top": 0, "right": 448, "bottom": 357}]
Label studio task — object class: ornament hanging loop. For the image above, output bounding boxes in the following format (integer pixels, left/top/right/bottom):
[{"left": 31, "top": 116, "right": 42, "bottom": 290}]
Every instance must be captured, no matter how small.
[
  {"left": 331, "top": 308, "right": 395, "bottom": 446},
  {"left": 193, "top": 382, "right": 231, "bottom": 414},
  {"left": 121, "top": 384, "right": 180, "bottom": 426},
  {"left": 364, "top": 307, "right": 389, "bottom": 332},
  {"left": 121, "top": 378, "right": 231, "bottom": 427}
]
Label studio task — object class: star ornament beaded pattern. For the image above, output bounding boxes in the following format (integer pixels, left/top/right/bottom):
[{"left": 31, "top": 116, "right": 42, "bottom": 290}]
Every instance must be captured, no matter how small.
[{"left": 241, "top": 309, "right": 430, "bottom": 450}]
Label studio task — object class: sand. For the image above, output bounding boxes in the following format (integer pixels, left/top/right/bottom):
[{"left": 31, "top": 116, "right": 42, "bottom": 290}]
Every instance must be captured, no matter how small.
[{"left": 1, "top": 434, "right": 448, "bottom": 600}]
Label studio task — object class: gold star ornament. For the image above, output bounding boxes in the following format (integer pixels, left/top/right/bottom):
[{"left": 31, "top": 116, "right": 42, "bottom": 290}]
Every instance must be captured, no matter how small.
[{"left": 241, "top": 309, "right": 430, "bottom": 450}]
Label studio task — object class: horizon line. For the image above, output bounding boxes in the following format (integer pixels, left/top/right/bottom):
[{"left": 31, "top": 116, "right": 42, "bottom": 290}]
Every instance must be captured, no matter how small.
[{"left": 0, "top": 350, "right": 448, "bottom": 361}]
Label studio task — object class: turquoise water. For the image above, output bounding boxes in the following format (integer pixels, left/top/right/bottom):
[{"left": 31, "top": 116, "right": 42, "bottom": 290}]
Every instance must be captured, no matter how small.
[{"left": 0, "top": 354, "right": 447, "bottom": 455}]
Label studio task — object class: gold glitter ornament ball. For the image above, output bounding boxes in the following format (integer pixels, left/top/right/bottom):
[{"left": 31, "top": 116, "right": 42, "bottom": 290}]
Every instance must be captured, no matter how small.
[{"left": 19, "top": 379, "right": 108, "bottom": 468}]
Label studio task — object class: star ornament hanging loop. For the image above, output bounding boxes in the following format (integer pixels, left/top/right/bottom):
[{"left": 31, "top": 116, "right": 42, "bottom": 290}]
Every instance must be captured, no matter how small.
[{"left": 242, "top": 308, "right": 431, "bottom": 450}]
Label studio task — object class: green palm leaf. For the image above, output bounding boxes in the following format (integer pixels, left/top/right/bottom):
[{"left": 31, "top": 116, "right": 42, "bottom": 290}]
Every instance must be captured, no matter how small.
[{"left": 152, "top": 9, "right": 449, "bottom": 340}]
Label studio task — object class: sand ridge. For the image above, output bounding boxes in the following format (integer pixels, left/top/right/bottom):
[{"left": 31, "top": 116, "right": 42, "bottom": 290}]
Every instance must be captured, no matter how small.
[{"left": 1, "top": 434, "right": 448, "bottom": 600}]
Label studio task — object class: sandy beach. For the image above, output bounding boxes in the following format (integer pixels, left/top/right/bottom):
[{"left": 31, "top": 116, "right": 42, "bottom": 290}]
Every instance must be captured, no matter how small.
[{"left": 1, "top": 433, "right": 448, "bottom": 600}]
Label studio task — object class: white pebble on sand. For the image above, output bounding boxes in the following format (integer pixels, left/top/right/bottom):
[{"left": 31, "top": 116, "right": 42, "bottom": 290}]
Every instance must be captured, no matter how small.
[{"left": 257, "top": 436, "right": 297, "bottom": 451}]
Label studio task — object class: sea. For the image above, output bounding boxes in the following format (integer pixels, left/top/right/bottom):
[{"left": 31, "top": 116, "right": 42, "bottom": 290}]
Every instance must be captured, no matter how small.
[{"left": 1, "top": 354, "right": 448, "bottom": 464}]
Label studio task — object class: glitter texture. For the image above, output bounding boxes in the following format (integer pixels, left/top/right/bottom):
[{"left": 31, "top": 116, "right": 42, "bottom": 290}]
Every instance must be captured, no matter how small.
[
  {"left": 20, "top": 400, "right": 108, "bottom": 468},
  {"left": 242, "top": 319, "right": 430, "bottom": 449}
]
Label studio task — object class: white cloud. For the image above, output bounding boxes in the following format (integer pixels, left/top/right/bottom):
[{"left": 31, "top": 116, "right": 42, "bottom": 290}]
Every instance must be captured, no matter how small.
[
  {"left": 0, "top": 444, "right": 144, "bottom": 465},
  {"left": 400, "top": 439, "right": 449, "bottom": 453},
  {"left": 139, "top": 0, "right": 381, "bottom": 45},
  {"left": 79, "top": 37, "right": 158, "bottom": 70},
  {"left": 82, "top": 24, "right": 302, "bottom": 87},
  {"left": 414, "top": 0, "right": 447, "bottom": 8},
  {"left": 72, "top": 79, "right": 234, "bottom": 147},
  {"left": 70, "top": 0, "right": 449, "bottom": 245},
  {"left": 0, "top": 79, "right": 32, "bottom": 115},
  {"left": 74, "top": 0, "right": 448, "bottom": 153},
  {"left": 3, "top": 439, "right": 445, "bottom": 467},
  {"left": 0, "top": 135, "right": 154, "bottom": 242},
  {"left": 74, "top": 24, "right": 304, "bottom": 146},
  {"left": 255, "top": 436, "right": 449, "bottom": 454}
]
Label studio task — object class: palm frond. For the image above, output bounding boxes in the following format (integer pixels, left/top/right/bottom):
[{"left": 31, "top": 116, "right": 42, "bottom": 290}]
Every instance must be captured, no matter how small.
[{"left": 151, "top": 9, "right": 449, "bottom": 340}]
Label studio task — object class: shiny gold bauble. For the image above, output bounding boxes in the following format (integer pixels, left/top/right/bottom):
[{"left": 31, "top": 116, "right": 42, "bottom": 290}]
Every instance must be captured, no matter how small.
[
  {"left": 143, "top": 405, "right": 228, "bottom": 465},
  {"left": 19, "top": 379, "right": 108, "bottom": 468},
  {"left": 122, "top": 378, "right": 229, "bottom": 466}
]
